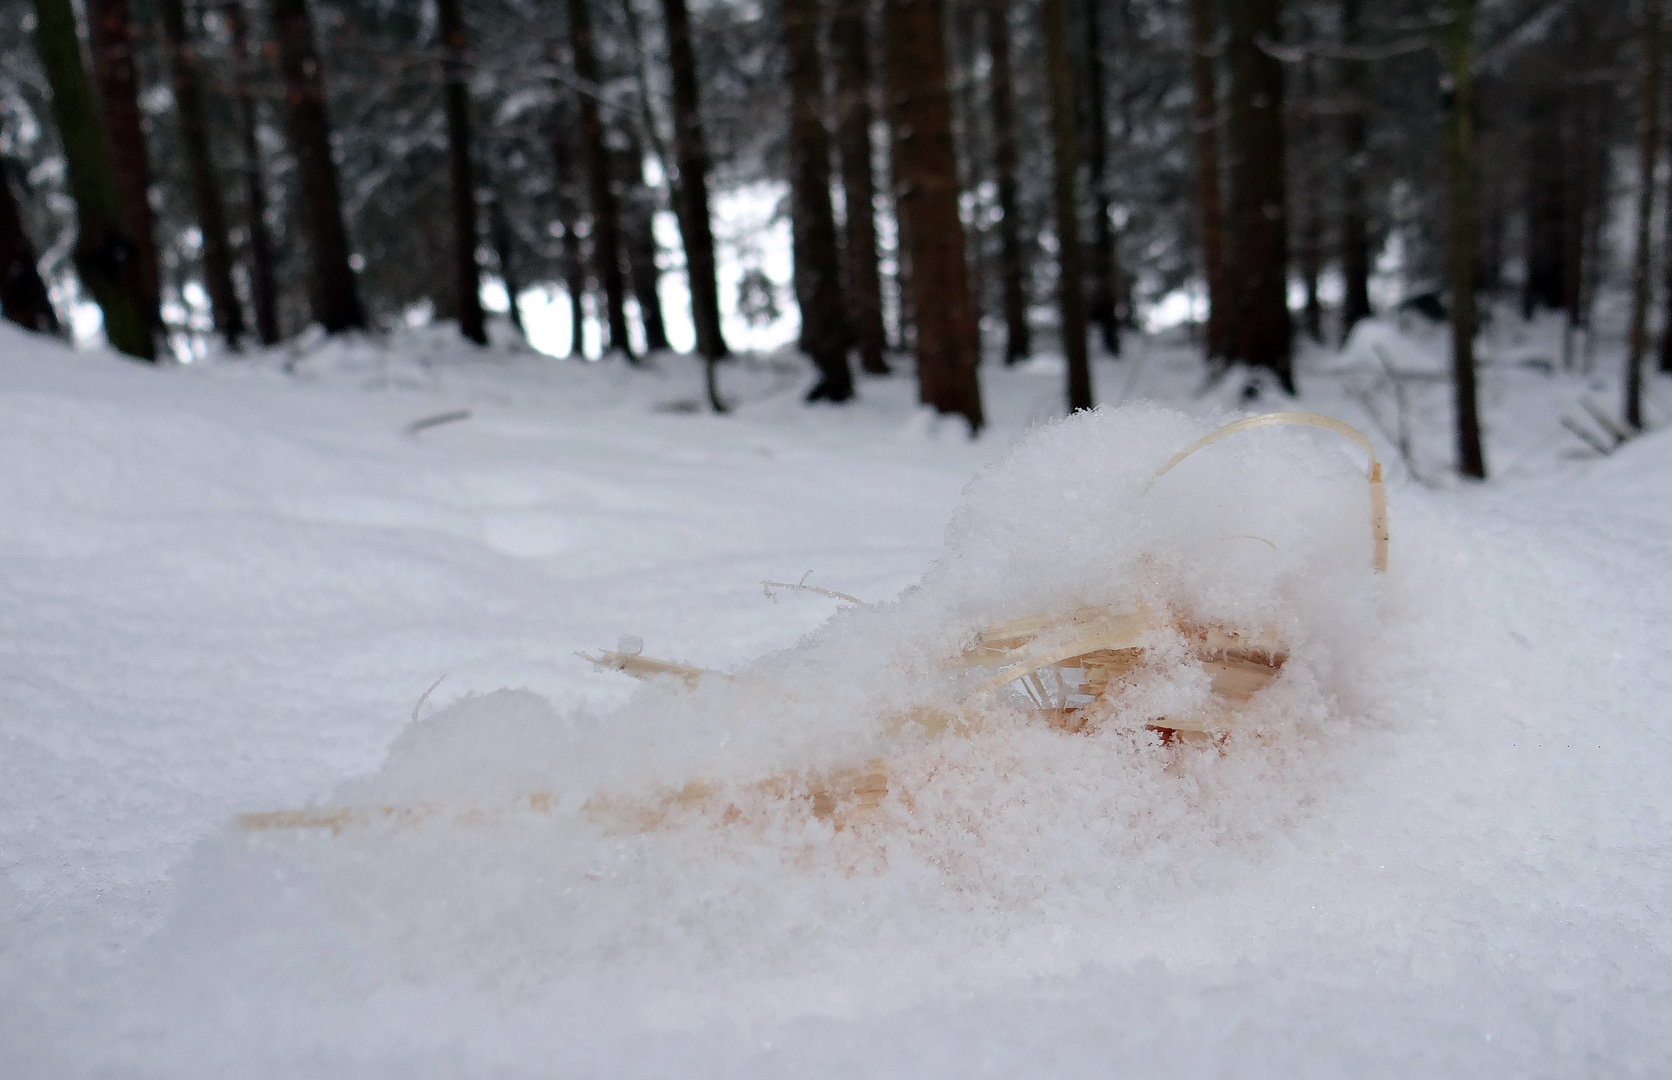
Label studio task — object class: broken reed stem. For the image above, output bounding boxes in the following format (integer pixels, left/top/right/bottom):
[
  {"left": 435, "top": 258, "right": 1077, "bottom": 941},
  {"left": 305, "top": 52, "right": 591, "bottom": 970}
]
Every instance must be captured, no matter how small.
[{"left": 761, "top": 580, "right": 864, "bottom": 605}]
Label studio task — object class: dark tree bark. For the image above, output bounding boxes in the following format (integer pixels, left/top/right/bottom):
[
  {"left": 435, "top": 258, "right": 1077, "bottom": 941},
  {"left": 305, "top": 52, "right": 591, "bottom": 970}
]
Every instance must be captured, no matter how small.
[
  {"left": 553, "top": 109, "right": 590, "bottom": 358},
  {"left": 1447, "top": 0, "right": 1486, "bottom": 478},
  {"left": 1189, "top": 0, "right": 1227, "bottom": 360},
  {"left": 438, "top": 0, "right": 487, "bottom": 344},
  {"left": 1337, "top": 0, "right": 1371, "bottom": 342},
  {"left": 228, "top": 2, "right": 281, "bottom": 345},
  {"left": 31, "top": 0, "right": 152, "bottom": 358},
  {"left": 160, "top": 0, "right": 245, "bottom": 349},
  {"left": 1080, "top": 0, "right": 1120, "bottom": 357},
  {"left": 269, "top": 0, "right": 365, "bottom": 332},
  {"left": 984, "top": 0, "right": 1030, "bottom": 363},
  {"left": 86, "top": 0, "right": 160, "bottom": 331},
  {"left": 782, "top": 0, "right": 854, "bottom": 401},
  {"left": 658, "top": 0, "right": 729, "bottom": 388},
  {"left": 1226, "top": 0, "right": 1293, "bottom": 390},
  {"left": 1298, "top": 48, "right": 1322, "bottom": 344},
  {"left": 1626, "top": 0, "right": 1664, "bottom": 430},
  {"left": 1043, "top": 0, "right": 1092, "bottom": 410},
  {"left": 831, "top": 0, "right": 890, "bottom": 375},
  {"left": 1520, "top": 100, "right": 1566, "bottom": 318},
  {"left": 565, "top": 0, "right": 632, "bottom": 359},
  {"left": 0, "top": 163, "right": 60, "bottom": 334},
  {"left": 881, "top": 0, "right": 983, "bottom": 429},
  {"left": 487, "top": 185, "right": 524, "bottom": 337},
  {"left": 616, "top": 137, "right": 670, "bottom": 352}
]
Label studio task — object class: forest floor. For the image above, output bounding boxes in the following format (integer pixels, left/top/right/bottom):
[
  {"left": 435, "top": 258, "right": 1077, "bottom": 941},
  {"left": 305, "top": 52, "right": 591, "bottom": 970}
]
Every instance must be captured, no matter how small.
[{"left": 2, "top": 315, "right": 1669, "bottom": 1076}]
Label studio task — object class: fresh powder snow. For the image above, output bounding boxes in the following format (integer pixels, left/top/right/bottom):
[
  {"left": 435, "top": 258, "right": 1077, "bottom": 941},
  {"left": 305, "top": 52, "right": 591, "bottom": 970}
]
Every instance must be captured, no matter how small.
[{"left": 2, "top": 321, "right": 1669, "bottom": 1077}]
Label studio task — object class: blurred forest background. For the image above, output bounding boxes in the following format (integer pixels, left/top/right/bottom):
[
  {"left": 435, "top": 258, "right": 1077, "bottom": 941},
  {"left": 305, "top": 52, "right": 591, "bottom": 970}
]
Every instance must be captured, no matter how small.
[{"left": 0, "top": 0, "right": 1663, "bottom": 472}]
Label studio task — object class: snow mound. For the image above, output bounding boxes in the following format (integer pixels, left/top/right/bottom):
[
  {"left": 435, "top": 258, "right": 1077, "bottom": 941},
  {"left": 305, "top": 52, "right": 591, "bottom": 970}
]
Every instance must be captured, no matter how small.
[{"left": 100, "top": 406, "right": 1395, "bottom": 1066}]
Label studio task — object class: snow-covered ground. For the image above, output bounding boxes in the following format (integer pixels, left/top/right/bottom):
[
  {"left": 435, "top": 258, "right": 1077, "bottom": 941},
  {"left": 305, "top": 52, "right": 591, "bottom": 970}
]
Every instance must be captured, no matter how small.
[{"left": 2, "top": 319, "right": 1669, "bottom": 1076}]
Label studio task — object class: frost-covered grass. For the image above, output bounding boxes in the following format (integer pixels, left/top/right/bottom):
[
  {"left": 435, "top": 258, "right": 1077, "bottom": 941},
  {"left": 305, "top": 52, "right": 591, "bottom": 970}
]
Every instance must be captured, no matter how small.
[{"left": 2, "top": 319, "right": 1669, "bottom": 1076}]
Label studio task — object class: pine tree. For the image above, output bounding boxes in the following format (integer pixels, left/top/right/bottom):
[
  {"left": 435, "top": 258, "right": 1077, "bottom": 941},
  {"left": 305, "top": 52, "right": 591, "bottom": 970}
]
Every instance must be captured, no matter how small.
[
  {"left": 1337, "top": 0, "right": 1372, "bottom": 342},
  {"left": 31, "top": 0, "right": 153, "bottom": 359},
  {"left": 86, "top": 0, "right": 160, "bottom": 331},
  {"left": 1446, "top": 0, "right": 1486, "bottom": 478},
  {"left": 1043, "top": 0, "right": 1092, "bottom": 410},
  {"left": 1626, "top": 0, "right": 1664, "bottom": 430},
  {"left": 782, "top": 0, "right": 854, "bottom": 401},
  {"left": 1189, "top": 0, "right": 1227, "bottom": 361},
  {"left": 228, "top": 2, "right": 281, "bottom": 345},
  {"left": 566, "top": 0, "right": 633, "bottom": 359},
  {"left": 438, "top": 0, "right": 487, "bottom": 344},
  {"left": 0, "top": 161, "right": 60, "bottom": 334},
  {"left": 658, "top": 0, "right": 729, "bottom": 376},
  {"left": 160, "top": 0, "right": 246, "bottom": 349},
  {"left": 269, "top": 0, "right": 366, "bottom": 332},
  {"left": 1225, "top": 0, "right": 1292, "bottom": 390},
  {"left": 1080, "top": 0, "right": 1120, "bottom": 357},
  {"left": 881, "top": 0, "right": 983, "bottom": 429},
  {"left": 983, "top": 0, "right": 1030, "bottom": 363},
  {"left": 830, "top": 0, "right": 890, "bottom": 376}
]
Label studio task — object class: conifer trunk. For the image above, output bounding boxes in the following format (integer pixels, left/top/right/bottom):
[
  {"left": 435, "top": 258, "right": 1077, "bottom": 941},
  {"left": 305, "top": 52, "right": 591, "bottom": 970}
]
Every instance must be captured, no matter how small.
[
  {"left": 782, "top": 0, "right": 854, "bottom": 401},
  {"left": 0, "top": 164, "right": 60, "bottom": 334},
  {"left": 1043, "top": 0, "right": 1091, "bottom": 410},
  {"left": 659, "top": 0, "right": 729, "bottom": 373},
  {"left": 566, "top": 0, "right": 633, "bottom": 359},
  {"left": 438, "top": 0, "right": 486, "bottom": 344},
  {"left": 1337, "top": 0, "right": 1371, "bottom": 341},
  {"left": 618, "top": 137, "right": 670, "bottom": 352},
  {"left": 31, "top": 0, "right": 153, "bottom": 359},
  {"left": 160, "top": 0, "right": 245, "bottom": 349},
  {"left": 1446, "top": 0, "right": 1486, "bottom": 478},
  {"left": 553, "top": 110, "right": 590, "bottom": 358},
  {"left": 1226, "top": 0, "right": 1292, "bottom": 390},
  {"left": 228, "top": 2, "right": 281, "bottom": 345},
  {"left": 1298, "top": 48, "right": 1322, "bottom": 344},
  {"left": 881, "top": 0, "right": 983, "bottom": 429},
  {"left": 1189, "top": 0, "right": 1227, "bottom": 360},
  {"left": 831, "top": 0, "right": 890, "bottom": 375},
  {"left": 1626, "top": 0, "right": 1664, "bottom": 431},
  {"left": 269, "top": 0, "right": 365, "bottom": 332},
  {"left": 487, "top": 185, "right": 524, "bottom": 336},
  {"left": 1081, "top": 0, "right": 1120, "bottom": 357},
  {"left": 984, "top": 0, "right": 1029, "bottom": 363},
  {"left": 87, "top": 0, "right": 160, "bottom": 331}
]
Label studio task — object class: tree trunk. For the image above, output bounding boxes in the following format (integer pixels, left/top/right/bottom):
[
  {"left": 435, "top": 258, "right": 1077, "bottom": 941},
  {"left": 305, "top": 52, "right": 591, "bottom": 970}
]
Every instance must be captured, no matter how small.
[
  {"left": 160, "top": 0, "right": 245, "bottom": 350},
  {"left": 487, "top": 185, "right": 524, "bottom": 337},
  {"left": 566, "top": 0, "right": 632, "bottom": 360},
  {"left": 1189, "top": 0, "right": 1227, "bottom": 360},
  {"left": 0, "top": 163, "right": 60, "bottom": 334},
  {"left": 831, "top": 0, "right": 890, "bottom": 375},
  {"left": 1226, "top": 0, "right": 1292, "bottom": 390},
  {"left": 228, "top": 1, "right": 281, "bottom": 345},
  {"left": 269, "top": 0, "right": 365, "bottom": 332},
  {"left": 31, "top": 0, "right": 153, "bottom": 359},
  {"left": 1043, "top": 0, "right": 1092, "bottom": 410},
  {"left": 553, "top": 108, "right": 590, "bottom": 358},
  {"left": 617, "top": 137, "right": 670, "bottom": 352},
  {"left": 1080, "top": 0, "right": 1119, "bottom": 357},
  {"left": 881, "top": 0, "right": 983, "bottom": 429},
  {"left": 1298, "top": 48, "right": 1322, "bottom": 344},
  {"left": 984, "top": 0, "right": 1030, "bottom": 363},
  {"left": 782, "top": 0, "right": 854, "bottom": 401},
  {"left": 1337, "top": 0, "right": 1371, "bottom": 342},
  {"left": 1626, "top": 0, "right": 1664, "bottom": 431},
  {"left": 658, "top": 0, "right": 728, "bottom": 371},
  {"left": 438, "top": 0, "right": 486, "bottom": 344},
  {"left": 1447, "top": 0, "right": 1486, "bottom": 478},
  {"left": 86, "top": 0, "right": 160, "bottom": 332}
]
